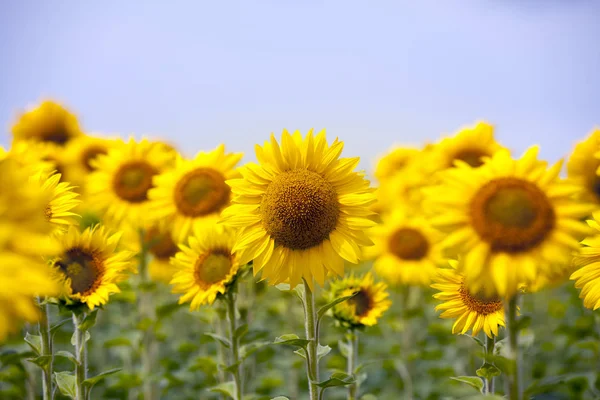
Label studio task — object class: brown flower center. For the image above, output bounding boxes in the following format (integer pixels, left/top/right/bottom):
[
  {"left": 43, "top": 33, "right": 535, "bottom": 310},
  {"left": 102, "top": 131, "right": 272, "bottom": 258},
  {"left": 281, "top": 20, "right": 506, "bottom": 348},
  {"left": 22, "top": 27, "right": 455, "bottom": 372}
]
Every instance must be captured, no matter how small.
[
  {"left": 590, "top": 175, "right": 600, "bottom": 202},
  {"left": 458, "top": 283, "right": 502, "bottom": 315},
  {"left": 81, "top": 145, "right": 108, "bottom": 171},
  {"left": 349, "top": 289, "right": 372, "bottom": 317},
  {"left": 261, "top": 169, "right": 339, "bottom": 250},
  {"left": 112, "top": 161, "right": 158, "bottom": 203},
  {"left": 388, "top": 228, "right": 429, "bottom": 260},
  {"left": 56, "top": 248, "right": 102, "bottom": 295},
  {"left": 194, "top": 249, "right": 233, "bottom": 287},
  {"left": 174, "top": 168, "right": 230, "bottom": 217},
  {"left": 470, "top": 177, "right": 555, "bottom": 253},
  {"left": 145, "top": 228, "right": 178, "bottom": 260},
  {"left": 453, "top": 149, "right": 488, "bottom": 168},
  {"left": 41, "top": 126, "right": 70, "bottom": 146}
]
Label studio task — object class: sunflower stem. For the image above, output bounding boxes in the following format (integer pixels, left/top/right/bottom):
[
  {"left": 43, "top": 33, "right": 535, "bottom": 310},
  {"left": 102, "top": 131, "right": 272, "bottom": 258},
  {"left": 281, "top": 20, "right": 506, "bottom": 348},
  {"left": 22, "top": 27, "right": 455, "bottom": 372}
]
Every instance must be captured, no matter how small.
[
  {"left": 346, "top": 330, "right": 359, "bottom": 400},
  {"left": 302, "top": 278, "right": 319, "bottom": 400},
  {"left": 506, "top": 295, "right": 521, "bottom": 400},
  {"left": 225, "top": 291, "right": 244, "bottom": 400},
  {"left": 72, "top": 312, "right": 87, "bottom": 400},
  {"left": 214, "top": 305, "right": 228, "bottom": 394},
  {"left": 483, "top": 335, "right": 496, "bottom": 394},
  {"left": 38, "top": 297, "right": 53, "bottom": 400}
]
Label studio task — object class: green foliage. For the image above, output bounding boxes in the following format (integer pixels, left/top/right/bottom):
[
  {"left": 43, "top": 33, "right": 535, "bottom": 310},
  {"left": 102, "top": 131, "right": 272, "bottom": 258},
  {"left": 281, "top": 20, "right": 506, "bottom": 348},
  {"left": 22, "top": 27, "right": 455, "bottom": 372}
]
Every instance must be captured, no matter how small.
[{"left": 54, "top": 371, "right": 77, "bottom": 399}]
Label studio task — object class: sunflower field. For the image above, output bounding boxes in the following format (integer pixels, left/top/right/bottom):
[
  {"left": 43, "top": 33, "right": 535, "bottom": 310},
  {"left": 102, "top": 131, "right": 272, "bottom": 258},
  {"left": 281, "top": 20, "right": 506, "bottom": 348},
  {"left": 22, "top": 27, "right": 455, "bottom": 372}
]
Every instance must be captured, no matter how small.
[{"left": 1, "top": 100, "right": 600, "bottom": 400}]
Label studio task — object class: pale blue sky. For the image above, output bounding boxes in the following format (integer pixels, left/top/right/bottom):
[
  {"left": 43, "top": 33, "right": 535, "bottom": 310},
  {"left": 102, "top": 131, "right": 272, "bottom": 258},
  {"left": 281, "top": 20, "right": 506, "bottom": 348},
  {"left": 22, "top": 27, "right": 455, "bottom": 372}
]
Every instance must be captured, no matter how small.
[{"left": 1, "top": 1, "right": 598, "bottom": 172}]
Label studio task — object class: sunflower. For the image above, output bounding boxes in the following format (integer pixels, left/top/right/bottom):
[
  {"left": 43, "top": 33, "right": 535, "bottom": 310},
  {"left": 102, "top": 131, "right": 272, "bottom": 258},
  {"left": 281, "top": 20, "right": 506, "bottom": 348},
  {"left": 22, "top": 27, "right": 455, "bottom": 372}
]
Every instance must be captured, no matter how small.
[
  {"left": 570, "top": 212, "right": 600, "bottom": 310},
  {"left": 170, "top": 224, "right": 242, "bottom": 309},
  {"left": 86, "top": 138, "right": 175, "bottom": 226},
  {"left": 372, "top": 167, "right": 428, "bottom": 216},
  {"left": 374, "top": 147, "right": 420, "bottom": 182},
  {"left": 149, "top": 144, "right": 243, "bottom": 243},
  {"left": 426, "top": 146, "right": 594, "bottom": 297},
  {"left": 566, "top": 128, "right": 600, "bottom": 208},
  {"left": 432, "top": 261, "right": 505, "bottom": 338},
  {"left": 221, "top": 129, "right": 376, "bottom": 289},
  {"left": 31, "top": 170, "right": 81, "bottom": 235},
  {"left": 326, "top": 272, "right": 391, "bottom": 328},
  {"left": 11, "top": 100, "right": 83, "bottom": 148},
  {"left": 366, "top": 210, "right": 445, "bottom": 287},
  {"left": 50, "top": 226, "right": 136, "bottom": 310},
  {"left": 64, "top": 134, "right": 117, "bottom": 187}
]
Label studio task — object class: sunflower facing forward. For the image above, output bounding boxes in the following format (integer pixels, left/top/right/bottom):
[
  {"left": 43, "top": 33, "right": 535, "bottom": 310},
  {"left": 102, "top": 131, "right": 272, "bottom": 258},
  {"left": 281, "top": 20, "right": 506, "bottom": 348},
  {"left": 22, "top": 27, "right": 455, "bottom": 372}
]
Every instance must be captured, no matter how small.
[
  {"left": 426, "top": 146, "right": 593, "bottom": 297},
  {"left": 567, "top": 128, "right": 600, "bottom": 209},
  {"left": 149, "top": 145, "right": 243, "bottom": 243},
  {"left": 571, "top": 212, "right": 600, "bottom": 310},
  {"left": 221, "top": 129, "right": 376, "bottom": 288}
]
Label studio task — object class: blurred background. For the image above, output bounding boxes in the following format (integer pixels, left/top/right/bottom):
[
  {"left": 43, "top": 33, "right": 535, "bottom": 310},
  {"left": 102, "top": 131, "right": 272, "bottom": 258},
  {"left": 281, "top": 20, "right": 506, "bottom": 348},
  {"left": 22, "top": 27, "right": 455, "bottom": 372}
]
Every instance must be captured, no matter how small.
[{"left": 1, "top": 0, "right": 598, "bottom": 172}]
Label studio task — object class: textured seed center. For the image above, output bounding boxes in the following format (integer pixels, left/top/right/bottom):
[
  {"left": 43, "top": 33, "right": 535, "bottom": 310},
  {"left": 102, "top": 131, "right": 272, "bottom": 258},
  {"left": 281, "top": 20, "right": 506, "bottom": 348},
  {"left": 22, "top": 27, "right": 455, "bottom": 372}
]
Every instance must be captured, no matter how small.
[
  {"left": 145, "top": 228, "right": 179, "bottom": 260},
  {"left": 82, "top": 145, "right": 107, "bottom": 171},
  {"left": 453, "top": 149, "right": 487, "bottom": 167},
  {"left": 174, "top": 168, "right": 230, "bottom": 217},
  {"left": 195, "top": 250, "right": 232, "bottom": 286},
  {"left": 459, "top": 283, "right": 502, "bottom": 315},
  {"left": 113, "top": 161, "right": 158, "bottom": 203},
  {"left": 470, "top": 177, "right": 555, "bottom": 252},
  {"left": 388, "top": 228, "right": 429, "bottom": 260},
  {"left": 261, "top": 169, "right": 339, "bottom": 250},
  {"left": 42, "top": 126, "right": 69, "bottom": 145},
  {"left": 349, "top": 290, "right": 372, "bottom": 317},
  {"left": 56, "top": 248, "right": 101, "bottom": 295}
]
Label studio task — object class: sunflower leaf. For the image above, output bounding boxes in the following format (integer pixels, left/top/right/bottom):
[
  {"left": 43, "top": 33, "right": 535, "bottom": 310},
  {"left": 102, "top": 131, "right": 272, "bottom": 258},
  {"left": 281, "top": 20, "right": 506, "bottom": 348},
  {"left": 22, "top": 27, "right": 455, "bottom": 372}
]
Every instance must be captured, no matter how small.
[
  {"left": 240, "top": 341, "right": 271, "bottom": 360},
  {"left": 223, "top": 361, "right": 242, "bottom": 373},
  {"left": 275, "top": 283, "right": 305, "bottom": 302},
  {"left": 205, "top": 333, "right": 231, "bottom": 348},
  {"left": 450, "top": 376, "right": 484, "bottom": 393},
  {"left": 273, "top": 334, "right": 311, "bottom": 348},
  {"left": 270, "top": 397, "right": 290, "bottom": 400},
  {"left": 78, "top": 309, "right": 99, "bottom": 332},
  {"left": 476, "top": 363, "right": 501, "bottom": 380},
  {"left": 234, "top": 324, "right": 249, "bottom": 341},
  {"left": 54, "top": 371, "right": 77, "bottom": 399},
  {"left": 50, "top": 318, "right": 71, "bottom": 336},
  {"left": 338, "top": 340, "right": 351, "bottom": 358},
  {"left": 26, "top": 355, "right": 52, "bottom": 370},
  {"left": 55, "top": 351, "right": 79, "bottom": 366},
  {"left": 317, "top": 344, "right": 331, "bottom": 361},
  {"left": 71, "top": 331, "right": 91, "bottom": 346},
  {"left": 156, "top": 301, "right": 183, "bottom": 320},
  {"left": 317, "top": 293, "right": 358, "bottom": 322},
  {"left": 208, "top": 381, "right": 236, "bottom": 398},
  {"left": 293, "top": 348, "right": 306, "bottom": 359},
  {"left": 83, "top": 368, "right": 122, "bottom": 389},
  {"left": 24, "top": 332, "right": 42, "bottom": 355},
  {"left": 316, "top": 372, "right": 356, "bottom": 388}
]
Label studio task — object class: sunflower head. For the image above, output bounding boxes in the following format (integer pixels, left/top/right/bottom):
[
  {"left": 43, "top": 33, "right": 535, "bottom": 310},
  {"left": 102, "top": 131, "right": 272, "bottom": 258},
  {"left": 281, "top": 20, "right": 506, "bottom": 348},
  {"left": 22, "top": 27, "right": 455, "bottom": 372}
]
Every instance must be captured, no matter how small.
[
  {"left": 221, "top": 129, "right": 376, "bottom": 289},
  {"left": 32, "top": 169, "right": 81, "bottom": 235},
  {"left": 64, "top": 134, "right": 118, "bottom": 187},
  {"left": 326, "top": 272, "right": 391, "bottom": 329},
  {"left": 374, "top": 146, "right": 420, "bottom": 182},
  {"left": 570, "top": 212, "right": 600, "bottom": 310},
  {"left": 567, "top": 128, "right": 600, "bottom": 208}
]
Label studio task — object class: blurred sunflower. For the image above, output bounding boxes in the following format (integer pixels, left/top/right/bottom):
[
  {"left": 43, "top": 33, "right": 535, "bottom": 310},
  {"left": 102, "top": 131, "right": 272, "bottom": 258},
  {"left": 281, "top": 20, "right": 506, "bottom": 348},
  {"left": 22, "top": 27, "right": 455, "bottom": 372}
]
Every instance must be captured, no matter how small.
[
  {"left": 170, "top": 224, "right": 241, "bottom": 309},
  {"left": 221, "top": 129, "right": 376, "bottom": 289},
  {"left": 426, "top": 146, "right": 593, "bottom": 297},
  {"left": 149, "top": 144, "right": 243, "bottom": 243},
  {"left": 327, "top": 272, "right": 391, "bottom": 328},
  {"left": 567, "top": 128, "right": 600, "bottom": 208},
  {"left": 86, "top": 138, "right": 174, "bottom": 226},
  {"left": 12, "top": 100, "right": 83, "bottom": 148},
  {"left": 64, "top": 134, "right": 116, "bottom": 187},
  {"left": 366, "top": 210, "right": 444, "bottom": 286},
  {"left": 571, "top": 212, "right": 600, "bottom": 310},
  {"left": 50, "top": 226, "right": 135, "bottom": 310},
  {"left": 432, "top": 262, "right": 505, "bottom": 338},
  {"left": 32, "top": 170, "right": 81, "bottom": 235},
  {"left": 374, "top": 147, "right": 419, "bottom": 182}
]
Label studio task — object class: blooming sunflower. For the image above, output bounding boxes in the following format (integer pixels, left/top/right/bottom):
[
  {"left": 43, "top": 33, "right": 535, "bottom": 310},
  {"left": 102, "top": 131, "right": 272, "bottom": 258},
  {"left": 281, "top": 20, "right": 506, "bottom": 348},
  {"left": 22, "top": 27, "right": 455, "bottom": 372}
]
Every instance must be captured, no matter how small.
[
  {"left": 32, "top": 170, "right": 81, "bottom": 235},
  {"left": 374, "top": 146, "right": 420, "bottom": 182},
  {"left": 149, "top": 144, "right": 243, "bottom": 243},
  {"left": 86, "top": 138, "right": 175, "bottom": 226},
  {"left": 326, "top": 272, "right": 391, "bottom": 328},
  {"left": 170, "top": 224, "right": 242, "bottom": 309},
  {"left": 64, "top": 134, "right": 117, "bottom": 187},
  {"left": 426, "top": 146, "right": 594, "bottom": 297},
  {"left": 566, "top": 128, "right": 600, "bottom": 208},
  {"left": 570, "top": 212, "right": 600, "bottom": 310},
  {"left": 11, "top": 100, "right": 83, "bottom": 148},
  {"left": 366, "top": 210, "right": 444, "bottom": 286},
  {"left": 50, "top": 226, "right": 135, "bottom": 310},
  {"left": 432, "top": 262, "right": 505, "bottom": 338},
  {"left": 221, "top": 129, "right": 376, "bottom": 288}
]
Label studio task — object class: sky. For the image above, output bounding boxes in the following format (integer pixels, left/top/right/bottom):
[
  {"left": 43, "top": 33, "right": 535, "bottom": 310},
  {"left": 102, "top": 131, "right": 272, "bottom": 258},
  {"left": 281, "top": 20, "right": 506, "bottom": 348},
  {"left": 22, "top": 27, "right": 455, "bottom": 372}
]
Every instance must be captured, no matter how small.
[{"left": 0, "top": 0, "right": 598, "bottom": 173}]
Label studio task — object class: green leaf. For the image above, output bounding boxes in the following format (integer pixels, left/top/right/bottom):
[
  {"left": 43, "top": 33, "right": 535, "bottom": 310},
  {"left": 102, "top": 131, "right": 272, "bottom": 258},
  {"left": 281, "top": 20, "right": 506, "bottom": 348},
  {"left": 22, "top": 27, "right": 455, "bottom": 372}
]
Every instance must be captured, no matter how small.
[
  {"left": 338, "top": 340, "right": 351, "bottom": 358},
  {"left": 450, "top": 376, "right": 484, "bottom": 393},
  {"left": 240, "top": 341, "right": 271, "bottom": 360},
  {"left": 55, "top": 351, "right": 79, "bottom": 366},
  {"left": 476, "top": 363, "right": 501, "bottom": 380},
  {"left": 317, "top": 344, "right": 331, "bottom": 361},
  {"left": 224, "top": 361, "right": 242, "bottom": 373},
  {"left": 77, "top": 309, "right": 99, "bottom": 331},
  {"left": 103, "top": 337, "right": 132, "bottom": 348},
  {"left": 515, "top": 315, "right": 531, "bottom": 331},
  {"left": 234, "top": 324, "right": 249, "bottom": 341},
  {"left": 54, "top": 371, "right": 77, "bottom": 399},
  {"left": 317, "top": 292, "right": 358, "bottom": 321},
  {"left": 316, "top": 372, "right": 356, "bottom": 388},
  {"left": 26, "top": 355, "right": 52, "bottom": 370},
  {"left": 50, "top": 318, "right": 71, "bottom": 335},
  {"left": 273, "top": 334, "right": 311, "bottom": 348},
  {"left": 468, "top": 335, "right": 485, "bottom": 349},
  {"left": 293, "top": 348, "right": 306, "bottom": 359},
  {"left": 24, "top": 332, "right": 42, "bottom": 355},
  {"left": 275, "top": 283, "right": 305, "bottom": 301},
  {"left": 208, "top": 381, "right": 236, "bottom": 398},
  {"left": 156, "top": 301, "right": 182, "bottom": 320},
  {"left": 70, "top": 331, "right": 91, "bottom": 346},
  {"left": 204, "top": 333, "right": 231, "bottom": 348},
  {"left": 83, "top": 368, "right": 122, "bottom": 389},
  {"left": 270, "top": 397, "right": 290, "bottom": 400}
]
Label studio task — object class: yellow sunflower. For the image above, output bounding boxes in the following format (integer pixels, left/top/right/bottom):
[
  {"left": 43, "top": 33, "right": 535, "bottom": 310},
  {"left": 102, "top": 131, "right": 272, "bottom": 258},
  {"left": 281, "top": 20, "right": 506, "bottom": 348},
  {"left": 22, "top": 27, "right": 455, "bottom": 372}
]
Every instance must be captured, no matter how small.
[
  {"left": 432, "top": 262, "right": 505, "bottom": 338},
  {"left": 86, "top": 138, "right": 175, "bottom": 226},
  {"left": 148, "top": 144, "right": 243, "bottom": 243},
  {"left": 426, "top": 146, "right": 594, "bottom": 297},
  {"left": 11, "top": 100, "right": 83, "bottom": 148},
  {"left": 566, "top": 128, "right": 600, "bottom": 208},
  {"left": 63, "top": 134, "right": 117, "bottom": 187},
  {"left": 170, "top": 224, "right": 242, "bottom": 309},
  {"left": 571, "top": 212, "right": 600, "bottom": 310},
  {"left": 50, "top": 226, "right": 136, "bottom": 310},
  {"left": 221, "top": 129, "right": 376, "bottom": 289},
  {"left": 31, "top": 170, "right": 81, "bottom": 235},
  {"left": 374, "top": 146, "right": 420, "bottom": 182},
  {"left": 366, "top": 210, "right": 444, "bottom": 287},
  {"left": 326, "top": 272, "right": 391, "bottom": 328}
]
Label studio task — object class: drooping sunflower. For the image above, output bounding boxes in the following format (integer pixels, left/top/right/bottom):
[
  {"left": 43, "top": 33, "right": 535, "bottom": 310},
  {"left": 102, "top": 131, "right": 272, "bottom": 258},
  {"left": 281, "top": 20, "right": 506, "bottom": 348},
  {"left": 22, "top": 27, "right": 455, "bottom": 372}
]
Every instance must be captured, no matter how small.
[
  {"left": 426, "top": 146, "right": 594, "bottom": 297},
  {"left": 432, "top": 261, "right": 505, "bottom": 338},
  {"left": 11, "top": 100, "right": 83, "bottom": 148},
  {"left": 31, "top": 170, "right": 81, "bottom": 235},
  {"left": 170, "top": 224, "right": 242, "bottom": 309},
  {"left": 326, "top": 272, "right": 391, "bottom": 328},
  {"left": 86, "top": 138, "right": 175, "bottom": 226},
  {"left": 50, "top": 226, "right": 136, "bottom": 310},
  {"left": 64, "top": 134, "right": 117, "bottom": 187},
  {"left": 366, "top": 210, "right": 445, "bottom": 287},
  {"left": 571, "top": 212, "right": 600, "bottom": 310},
  {"left": 149, "top": 144, "right": 243, "bottom": 243},
  {"left": 221, "top": 129, "right": 376, "bottom": 288},
  {"left": 566, "top": 128, "right": 600, "bottom": 208}
]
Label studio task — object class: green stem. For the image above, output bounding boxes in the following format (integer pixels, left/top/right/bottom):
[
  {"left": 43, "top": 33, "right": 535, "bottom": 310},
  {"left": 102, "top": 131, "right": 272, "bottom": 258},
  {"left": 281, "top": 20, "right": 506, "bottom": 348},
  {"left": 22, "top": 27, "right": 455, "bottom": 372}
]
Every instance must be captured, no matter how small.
[
  {"left": 138, "top": 230, "right": 157, "bottom": 400},
  {"left": 302, "top": 279, "right": 319, "bottom": 400},
  {"left": 225, "top": 291, "right": 243, "bottom": 400},
  {"left": 484, "top": 335, "right": 496, "bottom": 394},
  {"left": 38, "top": 298, "right": 53, "bottom": 400},
  {"left": 214, "top": 305, "right": 228, "bottom": 389},
  {"left": 347, "top": 331, "right": 359, "bottom": 400},
  {"left": 72, "top": 312, "right": 87, "bottom": 400},
  {"left": 506, "top": 295, "right": 521, "bottom": 400}
]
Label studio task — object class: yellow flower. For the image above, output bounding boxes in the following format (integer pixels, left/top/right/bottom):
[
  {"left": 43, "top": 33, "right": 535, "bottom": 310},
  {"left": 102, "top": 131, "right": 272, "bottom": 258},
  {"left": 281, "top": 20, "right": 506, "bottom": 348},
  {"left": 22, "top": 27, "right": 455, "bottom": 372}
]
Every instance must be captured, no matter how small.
[
  {"left": 50, "top": 226, "right": 135, "bottom": 310},
  {"left": 326, "top": 272, "right": 391, "bottom": 328},
  {"left": 32, "top": 170, "right": 81, "bottom": 235},
  {"left": 432, "top": 262, "right": 505, "bottom": 338},
  {"left": 148, "top": 144, "right": 243, "bottom": 243},
  {"left": 426, "top": 146, "right": 593, "bottom": 297},
  {"left": 374, "top": 147, "right": 420, "bottom": 182},
  {"left": 86, "top": 138, "right": 175, "bottom": 226},
  {"left": 571, "top": 212, "right": 600, "bottom": 310},
  {"left": 367, "top": 210, "right": 444, "bottom": 286},
  {"left": 221, "top": 129, "right": 376, "bottom": 289},
  {"left": 170, "top": 224, "right": 242, "bottom": 309},
  {"left": 566, "top": 128, "right": 600, "bottom": 208},
  {"left": 11, "top": 100, "right": 83, "bottom": 148},
  {"left": 63, "top": 134, "right": 117, "bottom": 187}
]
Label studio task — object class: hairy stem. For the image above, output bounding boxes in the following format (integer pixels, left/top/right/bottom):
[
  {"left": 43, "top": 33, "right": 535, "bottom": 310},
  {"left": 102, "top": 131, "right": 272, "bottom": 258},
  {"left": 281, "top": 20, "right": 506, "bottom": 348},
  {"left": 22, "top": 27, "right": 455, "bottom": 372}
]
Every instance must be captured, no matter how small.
[
  {"left": 506, "top": 295, "right": 521, "bottom": 400},
  {"left": 38, "top": 298, "right": 53, "bottom": 400},
  {"left": 347, "top": 331, "right": 359, "bottom": 400},
  {"left": 302, "top": 279, "right": 319, "bottom": 400},
  {"left": 72, "top": 313, "right": 87, "bottom": 400},
  {"left": 139, "top": 230, "right": 157, "bottom": 400},
  {"left": 484, "top": 335, "right": 496, "bottom": 394},
  {"left": 225, "top": 291, "right": 243, "bottom": 400}
]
